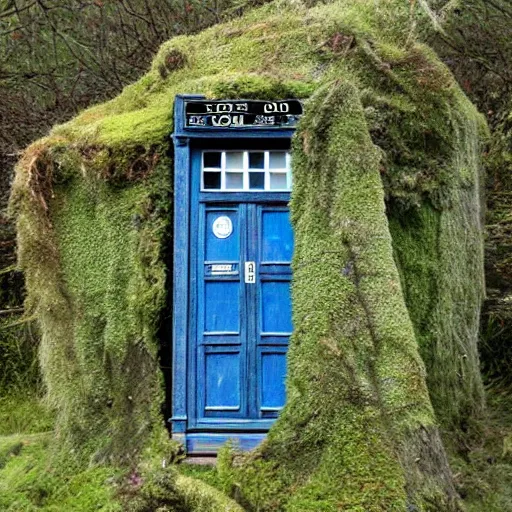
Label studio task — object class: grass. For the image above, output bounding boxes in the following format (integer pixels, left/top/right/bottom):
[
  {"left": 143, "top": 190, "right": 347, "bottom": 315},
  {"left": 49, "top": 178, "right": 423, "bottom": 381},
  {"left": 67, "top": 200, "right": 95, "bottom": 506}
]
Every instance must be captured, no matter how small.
[
  {"left": 177, "top": 461, "right": 222, "bottom": 490},
  {"left": 0, "top": 393, "right": 122, "bottom": 511},
  {"left": 0, "top": 434, "right": 124, "bottom": 512},
  {"left": 0, "top": 393, "right": 245, "bottom": 511},
  {"left": 0, "top": 388, "right": 511, "bottom": 510},
  {"left": 176, "top": 390, "right": 512, "bottom": 512},
  {"left": 0, "top": 393, "right": 54, "bottom": 436}
]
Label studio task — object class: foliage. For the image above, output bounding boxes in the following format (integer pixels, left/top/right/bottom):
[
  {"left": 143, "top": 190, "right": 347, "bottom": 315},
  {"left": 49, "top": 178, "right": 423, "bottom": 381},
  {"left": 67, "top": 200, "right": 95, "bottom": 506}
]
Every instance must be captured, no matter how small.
[
  {"left": 0, "top": 0, "right": 261, "bottom": 154},
  {"left": 424, "top": 0, "right": 512, "bottom": 119},
  {"left": 0, "top": 212, "right": 39, "bottom": 394},
  {"left": 0, "top": 433, "right": 124, "bottom": 512},
  {"left": 424, "top": 0, "right": 512, "bottom": 388},
  {"left": 479, "top": 107, "right": 512, "bottom": 386},
  {"left": 11, "top": 141, "right": 173, "bottom": 465},
  {"left": 449, "top": 388, "right": 512, "bottom": 512},
  {"left": 0, "top": 317, "right": 40, "bottom": 393},
  {"left": 0, "top": 393, "right": 54, "bottom": 436},
  {"left": 0, "top": 430, "right": 243, "bottom": 512},
  {"left": 0, "top": 0, "right": 268, "bottom": 398},
  {"left": 389, "top": 198, "right": 485, "bottom": 433},
  {"left": 218, "top": 72, "right": 477, "bottom": 510}
]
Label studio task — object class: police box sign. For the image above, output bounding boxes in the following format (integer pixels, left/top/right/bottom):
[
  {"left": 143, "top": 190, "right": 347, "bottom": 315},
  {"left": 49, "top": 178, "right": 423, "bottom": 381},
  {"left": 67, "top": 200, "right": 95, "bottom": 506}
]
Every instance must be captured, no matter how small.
[{"left": 185, "top": 100, "right": 302, "bottom": 129}]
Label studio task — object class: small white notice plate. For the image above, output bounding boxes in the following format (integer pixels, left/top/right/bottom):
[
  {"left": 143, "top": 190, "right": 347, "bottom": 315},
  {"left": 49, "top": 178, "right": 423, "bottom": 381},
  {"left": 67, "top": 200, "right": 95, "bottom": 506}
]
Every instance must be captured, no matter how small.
[
  {"left": 245, "top": 261, "right": 256, "bottom": 284},
  {"left": 211, "top": 264, "right": 233, "bottom": 274}
]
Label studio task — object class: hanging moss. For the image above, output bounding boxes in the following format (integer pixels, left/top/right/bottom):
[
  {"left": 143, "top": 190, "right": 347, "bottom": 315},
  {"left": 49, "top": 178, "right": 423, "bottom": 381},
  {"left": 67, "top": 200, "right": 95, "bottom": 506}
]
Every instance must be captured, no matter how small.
[
  {"left": 217, "top": 80, "right": 461, "bottom": 512},
  {"left": 10, "top": 141, "right": 172, "bottom": 464},
  {"left": 9, "top": 0, "right": 487, "bottom": 509}
]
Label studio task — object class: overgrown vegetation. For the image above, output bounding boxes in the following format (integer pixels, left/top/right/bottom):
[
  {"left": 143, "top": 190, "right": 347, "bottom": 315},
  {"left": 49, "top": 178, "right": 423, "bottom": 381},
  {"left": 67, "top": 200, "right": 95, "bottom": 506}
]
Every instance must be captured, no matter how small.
[
  {"left": 216, "top": 61, "right": 484, "bottom": 508},
  {"left": 423, "top": 0, "right": 512, "bottom": 389},
  {"left": 6, "top": 0, "right": 497, "bottom": 509},
  {"left": 0, "top": 434, "right": 124, "bottom": 512},
  {"left": 0, "top": 394, "right": 53, "bottom": 437},
  {"left": 0, "top": 1, "right": 268, "bottom": 410}
]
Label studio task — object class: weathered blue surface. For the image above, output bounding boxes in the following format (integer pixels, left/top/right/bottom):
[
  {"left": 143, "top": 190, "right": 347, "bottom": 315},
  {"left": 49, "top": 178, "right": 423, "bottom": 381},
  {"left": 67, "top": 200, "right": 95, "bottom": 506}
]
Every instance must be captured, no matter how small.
[{"left": 172, "top": 95, "right": 295, "bottom": 453}]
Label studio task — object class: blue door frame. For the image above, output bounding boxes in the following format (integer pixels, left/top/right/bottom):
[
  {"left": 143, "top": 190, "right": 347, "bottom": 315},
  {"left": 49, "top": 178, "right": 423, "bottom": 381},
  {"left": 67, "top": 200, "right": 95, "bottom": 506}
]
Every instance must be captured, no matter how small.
[{"left": 171, "top": 95, "right": 299, "bottom": 454}]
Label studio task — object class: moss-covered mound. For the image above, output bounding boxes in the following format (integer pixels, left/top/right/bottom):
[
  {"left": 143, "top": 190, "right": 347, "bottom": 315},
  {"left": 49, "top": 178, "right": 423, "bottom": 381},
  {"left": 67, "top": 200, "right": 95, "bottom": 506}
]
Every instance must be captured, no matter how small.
[{"left": 11, "top": 0, "right": 487, "bottom": 509}]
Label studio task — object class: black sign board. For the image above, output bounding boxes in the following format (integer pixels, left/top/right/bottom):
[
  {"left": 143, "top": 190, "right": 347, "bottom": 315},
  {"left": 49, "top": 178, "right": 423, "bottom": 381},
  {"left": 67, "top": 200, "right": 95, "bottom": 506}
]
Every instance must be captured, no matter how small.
[{"left": 185, "top": 100, "right": 302, "bottom": 129}]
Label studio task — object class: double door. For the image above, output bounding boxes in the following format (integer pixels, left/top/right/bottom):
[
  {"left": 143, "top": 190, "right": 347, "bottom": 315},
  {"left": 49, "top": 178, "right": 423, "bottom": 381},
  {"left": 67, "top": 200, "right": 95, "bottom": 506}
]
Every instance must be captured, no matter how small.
[{"left": 190, "top": 202, "right": 293, "bottom": 430}]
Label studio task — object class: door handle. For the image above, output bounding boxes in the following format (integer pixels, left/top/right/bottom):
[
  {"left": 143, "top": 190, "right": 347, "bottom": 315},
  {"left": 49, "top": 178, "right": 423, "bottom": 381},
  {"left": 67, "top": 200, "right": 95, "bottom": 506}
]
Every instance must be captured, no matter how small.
[{"left": 245, "top": 261, "right": 256, "bottom": 284}]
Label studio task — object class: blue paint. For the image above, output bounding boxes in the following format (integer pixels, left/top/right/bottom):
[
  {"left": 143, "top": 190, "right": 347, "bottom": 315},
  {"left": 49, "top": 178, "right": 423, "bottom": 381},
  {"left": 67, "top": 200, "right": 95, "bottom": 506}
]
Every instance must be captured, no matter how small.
[
  {"left": 172, "top": 95, "right": 296, "bottom": 454},
  {"left": 261, "top": 351, "right": 287, "bottom": 409},
  {"left": 261, "top": 210, "right": 294, "bottom": 262},
  {"left": 186, "top": 433, "right": 267, "bottom": 455},
  {"left": 261, "top": 281, "right": 293, "bottom": 333},
  {"left": 204, "top": 281, "right": 240, "bottom": 332},
  {"left": 206, "top": 209, "right": 240, "bottom": 261},
  {"left": 205, "top": 352, "right": 241, "bottom": 409}
]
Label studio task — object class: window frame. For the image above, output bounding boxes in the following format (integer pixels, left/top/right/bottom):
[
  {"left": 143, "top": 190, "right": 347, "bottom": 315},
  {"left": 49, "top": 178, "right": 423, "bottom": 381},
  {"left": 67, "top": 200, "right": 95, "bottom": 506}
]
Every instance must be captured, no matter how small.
[{"left": 201, "top": 150, "right": 292, "bottom": 192}]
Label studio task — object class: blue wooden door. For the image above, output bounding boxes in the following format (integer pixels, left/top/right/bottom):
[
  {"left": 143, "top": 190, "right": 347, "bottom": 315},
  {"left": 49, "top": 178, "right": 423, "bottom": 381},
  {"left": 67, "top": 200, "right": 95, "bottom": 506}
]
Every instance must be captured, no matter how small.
[{"left": 192, "top": 202, "right": 293, "bottom": 429}]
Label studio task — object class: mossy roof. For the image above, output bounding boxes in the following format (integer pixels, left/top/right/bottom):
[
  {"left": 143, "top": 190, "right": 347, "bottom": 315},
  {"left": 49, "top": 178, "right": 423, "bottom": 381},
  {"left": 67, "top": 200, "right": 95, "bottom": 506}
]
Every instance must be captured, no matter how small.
[{"left": 34, "top": 0, "right": 444, "bottom": 148}]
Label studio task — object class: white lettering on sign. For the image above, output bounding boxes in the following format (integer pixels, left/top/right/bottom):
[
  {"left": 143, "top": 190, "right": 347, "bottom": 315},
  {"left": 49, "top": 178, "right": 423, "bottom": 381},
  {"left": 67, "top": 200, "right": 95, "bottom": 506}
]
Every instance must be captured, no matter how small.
[
  {"left": 254, "top": 115, "right": 275, "bottom": 125},
  {"left": 206, "top": 103, "right": 249, "bottom": 113},
  {"left": 245, "top": 261, "right": 256, "bottom": 284},
  {"left": 205, "top": 102, "right": 248, "bottom": 113},
  {"left": 185, "top": 100, "right": 302, "bottom": 129},
  {"left": 212, "top": 216, "right": 233, "bottom": 239},
  {"left": 212, "top": 115, "right": 232, "bottom": 127},
  {"left": 211, "top": 114, "right": 245, "bottom": 127},
  {"left": 263, "top": 102, "right": 290, "bottom": 113},
  {"left": 188, "top": 115, "right": 206, "bottom": 126}
]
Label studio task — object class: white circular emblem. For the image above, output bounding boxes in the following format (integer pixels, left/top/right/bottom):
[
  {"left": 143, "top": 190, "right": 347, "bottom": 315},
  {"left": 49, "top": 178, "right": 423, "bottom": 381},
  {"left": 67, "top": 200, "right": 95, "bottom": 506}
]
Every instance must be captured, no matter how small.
[{"left": 212, "top": 216, "right": 233, "bottom": 239}]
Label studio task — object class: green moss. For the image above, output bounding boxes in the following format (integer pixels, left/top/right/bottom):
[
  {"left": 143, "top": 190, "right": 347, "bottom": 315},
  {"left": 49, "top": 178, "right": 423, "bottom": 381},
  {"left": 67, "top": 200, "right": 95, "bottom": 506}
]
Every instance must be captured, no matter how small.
[
  {"left": 218, "top": 81, "right": 461, "bottom": 511},
  {"left": 10, "top": 140, "right": 172, "bottom": 464},
  {"left": 176, "top": 463, "right": 222, "bottom": 491},
  {"left": 389, "top": 194, "right": 486, "bottom": 430},
  {"left": 0, "top": 393, "right": 54, "bottom": 436},
  {"left": 50, "top": 158, "right": 170, "bottom": 463},
  {"left": 0, "top": 434, "right": 123, "bottom": 511},
  {"left": 123, "top": 432, "right": 243, "bottom": 512}
]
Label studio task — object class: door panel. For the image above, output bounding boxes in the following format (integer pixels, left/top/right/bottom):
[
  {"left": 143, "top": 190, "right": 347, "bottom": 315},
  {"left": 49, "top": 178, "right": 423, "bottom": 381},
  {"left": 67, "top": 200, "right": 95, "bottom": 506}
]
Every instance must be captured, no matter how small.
[
  {"left": 193, "top": 202, "right": 293, "bottom": 427},
  {"left": 197, "top": 205, "right": 246, "bottom": 420},
  {"left": 260, "top": 281, "right": 293, "bottom": 333},
  {"left": 255, "top": 205, "right": 293, "bottom": 419},
  {"left": 205, "top": 210, "right": 240, "bottom": 262},
  {"left": 261, "top": 210, "right": 294, "bottom": 263},
  {"left": 205, "top": 350, "right": 241, "bottom": 410},
  {"left": 259, "top": 348, "right": 287, "bottom": 413},
  {"left": 204, "top": 281, "right": 240, "bottom": 333}
]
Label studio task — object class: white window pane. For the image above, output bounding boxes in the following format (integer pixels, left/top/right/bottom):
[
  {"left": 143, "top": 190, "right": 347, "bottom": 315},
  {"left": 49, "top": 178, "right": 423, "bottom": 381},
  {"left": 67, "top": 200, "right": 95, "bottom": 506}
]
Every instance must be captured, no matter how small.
[
  {"left": 226, "top": 152, "right": 243, "bottom": 169},
  {"left": 226, "top": 172, "right": 244, "bottom": 189},
  {"left": 269, "top": 151, "right": 287, "bottom": 169},
  {"left": 202, "top": 150, "right": 291, "bottom": 192},
  {"left": 269, "top": 172, "right": 288, "bottom": 190}
]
